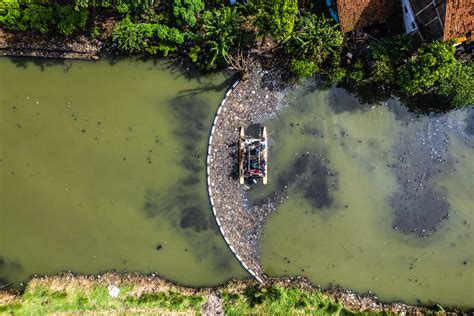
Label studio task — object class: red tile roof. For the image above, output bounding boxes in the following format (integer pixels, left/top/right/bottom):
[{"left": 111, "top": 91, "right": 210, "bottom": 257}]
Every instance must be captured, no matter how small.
[
  {"left": 443, "top": 0, "right": 473, "bottom": 41},
  {"left": 336, "top": 0, "right": 399, "bottom": 33}
]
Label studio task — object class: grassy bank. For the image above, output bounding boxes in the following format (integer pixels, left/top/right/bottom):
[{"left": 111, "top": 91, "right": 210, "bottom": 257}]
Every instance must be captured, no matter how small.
[{"left": 0, "top": 273, "right": 445, "bottom": 315}]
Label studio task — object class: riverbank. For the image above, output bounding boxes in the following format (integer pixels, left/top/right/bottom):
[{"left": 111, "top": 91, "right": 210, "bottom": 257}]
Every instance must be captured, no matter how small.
[
  {"left": 0, "top": 14, "right": 115, "bottom": 60},
  {"left": 0, "top": 273, "right": 449, "bottom": 315}
]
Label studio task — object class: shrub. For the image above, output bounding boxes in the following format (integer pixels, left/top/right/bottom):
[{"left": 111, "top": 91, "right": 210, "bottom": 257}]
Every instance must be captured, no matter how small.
[
  {"left": 112, "top": 16, "right": 146, "bottom": 53},
  {"left": 437, "top": 62, "right": 474, "bottom": 108},
  {"left": 90, "top": 25, "right": 100, "bottom": 38},
  {"left": 192, "top": 5, "right": 247, "bottom": 70},
  {"left": 116, "top": 3, "right": 130, "bottom": 14},
  {"left": 396, "top": 41, "right": 456, "bottom": 96},
  {"left": 0, "top": 0, "right": 24, "bottom": 30},
  {"left": 325, "top": 66, "right": 346, "bottom": 84},
  {"left": 112, "top": 16, "right": 184, "bottom": 55},
  {"left": 21, "top": 4, "right": 53, "bottom": 34},
  {"left": 370, "top": 34, "right": 412, "bottom": 66},
  {"left": 73, "top": 0, "right": 158, "bottom": 13},
  {"left": 172, "top": 0, "right": 204, "bottom": 27},
  {"left": 290, "top": 59, "right": 318, "bottom": 78},
  {"left": 369, "top": 34, "right": 412, "bottom": 85},
  {"left": 346, "top": 61, "right": 365, "bottom": 85},
  {"left": 155, "top": 23, "right": 184, "bottom": 44},
  {"left": 250, "top": 0, "right": 297, "bottom": 41},
  {"left": 284, "top": 14, "right": 343, "bottom": 79},
  {"left": 372, "top": 56, "right": 393, "bottom": 85},
  {"left": 115, "top": 0, "right": 158, "bottom": 15},
  {"left": 56, "top": 5, "right": 89, "bottom": 36}
]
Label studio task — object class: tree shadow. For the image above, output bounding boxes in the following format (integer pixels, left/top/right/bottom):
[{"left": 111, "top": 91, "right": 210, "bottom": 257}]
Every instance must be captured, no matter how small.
[
  {"left": 465, "top": 107, "right": 474, "bottom": 135},
  {"left": 7, "top": 56, "right": 68, "bottom": 71},
  {"left": 174, "top": 74, "right": 237, "bottom": 99},
  {"left": 399, "top": 93, "right": 453, "bottom": 114}
]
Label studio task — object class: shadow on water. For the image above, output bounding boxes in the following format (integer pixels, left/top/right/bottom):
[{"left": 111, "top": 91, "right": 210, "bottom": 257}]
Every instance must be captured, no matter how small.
[
  {"left": 175, "top": 75, "right": 237, "bottom": 98},
  {"left": 327, "top": 86, "right": 372, "bottom": 113},
  {"left": 400, "top": 93, "right": 454, "bottom": 114},
  {"left": 251, "top": 151, "right": 338, "bottom": 212},
  {"left": 0, "top": 255, "right": 22, "bottom": 291},
  {"left": 465, "top": 107, "right": 474, "bottom": 135},
  {"left": 335, "top": 81, "right": 392, "bottom": 110},
  {"left": 107, "top": 55, "right": 236, "bottom": 84},
  {"left": 8, "top": 56, "right": 69, "bottom": 71},
  {"left": 139, "top": 94, "right": 217, "bottom": 227},
  {"left": 136, "top": 88, "right": 238, "bottom": 273},
  {"left": 335, "top": 80, "right": 457, "bottom": 115}
]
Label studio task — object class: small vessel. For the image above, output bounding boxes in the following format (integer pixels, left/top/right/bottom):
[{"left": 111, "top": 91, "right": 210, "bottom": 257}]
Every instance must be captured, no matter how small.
[{"left": 238, "top": 124, "right": 268, "bottom": 185}]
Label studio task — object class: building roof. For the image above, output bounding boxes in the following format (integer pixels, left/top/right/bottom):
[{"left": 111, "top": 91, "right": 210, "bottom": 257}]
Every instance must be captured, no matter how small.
[
  {"left": 409, "top": 0, "right": 446, "bottom": 41},
  {"left": 443, "top": 0, "right": 473, "bottom": 41},
  {"left": 335, "top": 0, "right": 399, "bottom": 33}
]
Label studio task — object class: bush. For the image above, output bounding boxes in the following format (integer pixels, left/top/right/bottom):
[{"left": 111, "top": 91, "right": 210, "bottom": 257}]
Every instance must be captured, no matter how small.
[
  {"left": 284, "top": 14, "right": 343, "bottom": 79},
  {"left": 112, "top": 16, "right": 184, "bottom": 55},
  {"left": 90, "top": 25, "right": 100, "bottom": 38},
  {"left": 192, "top": 5, "right": 248, "bottom": 70},
  {"left": 369, "top": 35, "right": 412, "bottom": 85},
  {"left": 172, "top": 0, "right": 204, "bottom": 27},
  {"left": 438, "top": 62, "right": 474, "bottom": 108},
  {"left": 73, "top": 0, "right": 158, "bottom": 14},
  {"left": 155, "top": 23, "right": 184, "bottom": 44},
  {"left": 370, "top": 34, "right": 412, "bottom": 66},
  {"left": 396, "top": 41, "right": 456, "bottom": 96},
  {"left": 346, "top": 61, "right": 365, "bottom": 85},
  {"left": 372, "top": 56, "right": 393, "bottom": 85},
  {"left": 0, "top": 0, "right": 24, "bottom": 30},
  {"left": 55, "top": 5, "right": 89, "bottom": 36},
  {"left": 250, "top": 0, "right": 298, "bottom": 41},
  {"left": 112, "top": 16, "right": 146, "bottom": 53},
  {"left": 290, "top": 59, "right": 318, "bottom": 78},
  {"left": 22, "top": 4, "right": 53, "bottom": 34}
]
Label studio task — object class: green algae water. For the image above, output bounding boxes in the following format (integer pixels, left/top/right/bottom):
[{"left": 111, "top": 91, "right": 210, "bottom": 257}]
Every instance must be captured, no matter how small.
[
  {"left": 0, "top": 57, "right": 247, "bottom": 288},
  {"left": 250, "top": 83, "right": 474, "bottom": 308}
]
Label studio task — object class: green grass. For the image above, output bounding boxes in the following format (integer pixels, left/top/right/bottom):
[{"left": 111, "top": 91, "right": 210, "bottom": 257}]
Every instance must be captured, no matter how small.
[
  {"left": 0, "top": 280, "right": 441, "bottom": 315},
  {"left": 1, "top": 283, "right": 204, "bottom": 315},
  {"left": 222, "top": 284, "right": 347, "bottom": 315}
]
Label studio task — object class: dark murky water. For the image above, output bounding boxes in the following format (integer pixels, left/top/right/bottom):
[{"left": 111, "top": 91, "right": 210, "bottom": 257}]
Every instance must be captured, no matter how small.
[{"left": 250, "top": 83, "right": 474, "bottom": 308}]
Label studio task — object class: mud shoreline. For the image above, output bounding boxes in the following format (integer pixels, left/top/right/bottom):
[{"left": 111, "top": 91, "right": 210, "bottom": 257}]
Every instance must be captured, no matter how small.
[{"left": 0, "top": 29, "right": 105, "bottom": 60}]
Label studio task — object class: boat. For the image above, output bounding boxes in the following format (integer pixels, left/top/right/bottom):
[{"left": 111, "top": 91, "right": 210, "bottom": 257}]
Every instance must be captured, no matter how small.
[{"left": 238, "top": 124, "right": 268, "bottom": 185}]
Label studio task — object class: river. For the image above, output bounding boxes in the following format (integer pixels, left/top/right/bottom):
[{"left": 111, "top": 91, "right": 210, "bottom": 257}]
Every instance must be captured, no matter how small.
[
  {"left": 1, "top": 57, "right": 473, "bottom": 309},
  {"left": 0, "top": 57, "right": 247, "bottom": 289}
]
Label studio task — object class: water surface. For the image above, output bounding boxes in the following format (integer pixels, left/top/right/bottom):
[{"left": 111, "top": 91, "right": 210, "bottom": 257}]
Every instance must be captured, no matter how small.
[
  {"left": 251, "top": 82, "right": 474, "bottom": 308},
  {"left": 0, "top": 57, "right": 247, "bottom": 289}
]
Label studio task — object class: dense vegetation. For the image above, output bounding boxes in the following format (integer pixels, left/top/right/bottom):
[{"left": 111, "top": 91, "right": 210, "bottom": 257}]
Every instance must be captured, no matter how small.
[{"left": 0, "top": 0, "right": 472, "bottom": 108}]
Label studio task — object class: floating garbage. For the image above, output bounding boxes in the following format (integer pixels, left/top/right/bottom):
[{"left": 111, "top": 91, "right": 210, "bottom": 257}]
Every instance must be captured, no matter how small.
[{"left": 108, "top": 285, "right": 120, "bottom": 298}]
